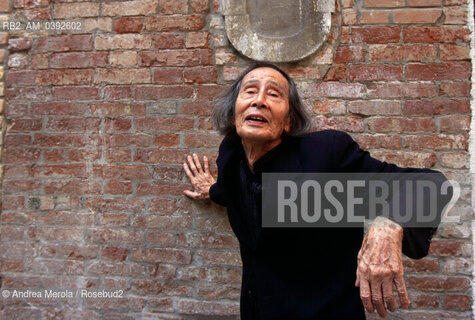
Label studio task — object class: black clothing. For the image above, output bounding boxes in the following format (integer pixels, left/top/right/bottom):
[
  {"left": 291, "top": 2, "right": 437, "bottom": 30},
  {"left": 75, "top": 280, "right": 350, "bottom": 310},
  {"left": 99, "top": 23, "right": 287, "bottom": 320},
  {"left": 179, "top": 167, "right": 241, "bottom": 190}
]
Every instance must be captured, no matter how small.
[{"left": 209, "top": 130, "right": 449, "bottom": 320}]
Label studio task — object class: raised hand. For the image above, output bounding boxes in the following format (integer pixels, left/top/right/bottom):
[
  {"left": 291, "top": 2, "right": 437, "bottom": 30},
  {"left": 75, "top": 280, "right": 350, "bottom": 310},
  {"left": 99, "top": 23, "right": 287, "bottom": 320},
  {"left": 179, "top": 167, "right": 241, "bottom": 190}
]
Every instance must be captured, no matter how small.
[
  {"left": 183, "top": 153, "right": 216, "bottom": 200},
  {"left": 355, "top": 216, "right": 409, "bottom": 318}
]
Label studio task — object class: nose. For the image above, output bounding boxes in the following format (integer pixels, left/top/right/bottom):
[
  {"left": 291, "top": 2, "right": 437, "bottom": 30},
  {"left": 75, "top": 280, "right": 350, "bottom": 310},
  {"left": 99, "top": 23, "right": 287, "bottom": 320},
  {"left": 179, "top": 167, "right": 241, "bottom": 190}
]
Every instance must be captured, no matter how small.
[{"left": 251, "top": 89, "right": 267, "bottom": 108}]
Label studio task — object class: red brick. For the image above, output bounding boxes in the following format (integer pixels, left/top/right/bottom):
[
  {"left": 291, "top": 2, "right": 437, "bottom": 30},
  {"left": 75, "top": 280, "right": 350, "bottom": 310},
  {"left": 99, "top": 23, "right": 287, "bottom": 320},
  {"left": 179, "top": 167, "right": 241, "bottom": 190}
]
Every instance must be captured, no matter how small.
[
  {"left": 161, "top": 0, "right": 188, "bottom": 14},
  {"left": 107, "top": 133, "right": 150, "bottom": 147},
  {"left": 348, "top": 100, "right": 401, "bottom": 115},
  {"left": 104, "top": 180, "right": 133, "bottom": 195},
  {"left": 440, "top": 115, "right": 470, "bottom": 132},
  {"left": 153, "top": 33, "right": 184, "bottom": 49},
  {"left": 197, "top": 116, "right": 215, "bottom": 130},
  {"left": 9, "top": 118, "right": 42, "bottom": 131},
  {"left": 25, "top": 8, "right": 51, "bottom": 20},
  {"left": 85, "top": 197, "right": 145, "bottom": 213},
  {"left": 195, "top": 250, "right": 241, "bottom": 267},
  {"left": 312, "top": 116, "right": 364, "bottom": 133},
  {"left": 88, "top": 102, "right": 146, "bottom": 116},
  {"left": 407, "top": 276, "right": 470, "bottom": 291},
  {"left": 138, "top": 49, "right": 200, "bottom": 66},
  {"left": 102, "top": 0, "right": 157, "bottom": 16},
  {"left": 45, "top": 148, "right": 100, "bottom": 163},
  {"left": 430, "top": 240, "right": 471, "bottom": 256},
  {"left": 34, "top": 133, "right": 96, "bottom": 147},
  {"left": 105, "top": 148, "right": 131, "bottom": 162},
  {"left": 215, "top": 49, "right": 237, "bottom": 65},
  {"left": 8, "top": 54, "right": 28, "bottom": 68},
  {"left": 52, "top": 86, "right": 99, "bottom": 100},
  {"left": 304, "top": 82, "right": 365, "bottom": 99},
  {"left": 364, "top": 0, "right": 404, "bottom": 7},
  {"left": 394, "top": 9, "right": 442, "bottom": 23},
  {"left": 134, "top": 149, "right": 188, "bottom": 164},
  {"left": 44, "top": 180, "right": 101, "bottom": 194},
  {"left": 92, "top": 165, "right": 150, "bottom": 180},
  {"left": 46, "top": 117, "right": 101, "bottom": 132},
  {"left": 352, "top": 27, "right": 400, "bottom": 44},
  {"left": 370, "top": 150, "right": 437, "bottom": 167},
  {"left": 185, "top": 31, "right": 209, "bottom": 48},
  {"left": 6, "top": 70, "right": 36, "bottom": 87},
  {"left": 36, "top": 35, "right": 93, "bottom": 52},
  {"left": 191, "top": 0, "right": 209, "bottom": 12},
  {"left": 440, "top": 44, "right": 470, "bottom": 60},
  {"left": 104, "top": 85, "right": 132, "bottom": 100},
  {"left": 131, "top": 248, "right": 191, "bottom": 264},
  {"left": 200, "top": 49, "right": 214, "bottom": 65},
  {"left": 403, "top": 258, "right": 439, "bottom": 272},
  {"left": 132, "top": 215, "right": 192, "bottom": 230},
  {"left": 36, "top": 69, "right": 92, "bottom": 85},
  {"left": 7, "top": 87, "right": 49, "bottom": 101},
  {"left": 30, "top": 102, "right": 85, "bottom": 115},
  {"left": 367, "top": 117, "right": 435, "bottom": 133},
  {"left": 39, "top": 211, "right": 93, "bottom": 226},
  {"left": 444, "top": 0, "right": 466, "bottom": 4},
  {"left": 354, "top": 134, "right": 401, "bottom": 149},
  {"left": 0, "top": 33, "right": 8, "bottom": 45},
  {"left": 50, "top": 52, "right": 108, "bottom": 68},
  {"left": 369, "top": 44, "right": 437, "bottom": 62},
  {"left": 440, "top": 152, "right": 470, "bottom": 168},
  {"left": 144, "top": 15, "right": 204, "bottom": 31},
  {"left": 349, "top": 65, "right": 402, "bottom": 81},
  {"left": 403, "top": 26, "right": 470, "bottom": 43},
  {"left": 410, "top": 294, "right": 440, "bottom": 308},
  {"left": 131, "top": 280, "right": 191, "bottom": 297},
  {"left": 367, "top": 82, "right": 436, "bottom": 98},
  {"left": 184, "top": 66, "right": 217, "bottom": 83},
  {"left": 442, "top": 294, "right": 471, "bottom": 310},
  {"left": 14, "top": 0, "right": 49, "bottom": 8},
  {"left": 440, "top": 258, "right": 473, "bottom": 275},
  {"left": 3, "top": 164, "right": 31, "bottom": 178},
  {"left": 30, "top": 54, "right": 48, "bottom": 69},
  {"left": 334, "top": 46, "right": 366, "bottom": 63},
  {"left": 402, "top": 134, "right": 468, "bottom": 150},
  {"left": 8, "top": 38, "right": 31, "bottom": 51},
  {"left": 152, "top": 166, "right": 184, "bottom": 183},
  {"left": 0, "top": 259, "right": 25, "bottom": 272},
  {"left": 135, "top": 85, "right": 193, "bottom": 100},
  {"left": 153, "top": 67, "right": 184, "bottom": 84},
  {"left": 184, "top": 133, "right": 222, "bottom": 147},
  {"left": 3, "top": 148, "right": 41, "bottom": 163},
  {"left": 361, "top": 10, "right": 391, "bottom": 24},
  {"left": 444, "top": 6, "right": 467, "bottom": 24},
  {"left": 404, "top": 99, "right": 470, "bottom": 115},
  {"left": 101, "top": 246, "right": 128, "bottom": 261},
  {"left": 148, "top": 198, "right": 178, "bottom": 213},
  {"left": 342, "top": 8, "right": 357, "bottom": 25},
  {"left": 4, "top": 134, "right": 31, "bottom": 147},
  {"left": 113, "top": 17, "right": 144, "bottom": 33},
  {"left": 313, "top": 100, "right": 346, "bottom": 115},
  {"left": 406, "top": 62, "right": 471, "bottom": 80},
  {"left": 100, "top": 212, "right": 129, "bottom": 227},
  {"left": 408, "top": 0, "right": 441, "bottom": 6},
  {"left": 323, "top": 64, "right": 347, "bottom": 81},
  {"left": 109, "top": 51, "right": 137, "bottom": 67},
  {"left": 53, "top": 2, "right": 99, "bottom": 18},
  {"left": 95, "top": 34, "right": 152, "bottom": 50},
  {"left": 105, "top": 118, "right": 132, "bottom": 132},
  {"left": 94, "top": 68, "right": 151, "bottom": 84},
  {"left": 153, "top": 133, "right": 180, "bottom": 147}
]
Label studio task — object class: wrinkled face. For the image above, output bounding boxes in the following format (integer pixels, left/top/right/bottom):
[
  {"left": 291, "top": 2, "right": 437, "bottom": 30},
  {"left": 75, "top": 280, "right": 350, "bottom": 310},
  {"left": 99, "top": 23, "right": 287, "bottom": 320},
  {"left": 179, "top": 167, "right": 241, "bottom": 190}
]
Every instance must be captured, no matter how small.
[{"left": 234, "top": 67, "right": 291, "bottom": 146}]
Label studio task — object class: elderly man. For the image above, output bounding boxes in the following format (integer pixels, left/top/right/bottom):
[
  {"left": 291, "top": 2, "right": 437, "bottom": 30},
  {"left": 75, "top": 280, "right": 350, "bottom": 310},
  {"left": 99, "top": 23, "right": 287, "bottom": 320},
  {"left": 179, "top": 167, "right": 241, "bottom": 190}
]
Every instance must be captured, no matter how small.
[{"left": 183, "top": 62, "right": 449, "bottom": 319}]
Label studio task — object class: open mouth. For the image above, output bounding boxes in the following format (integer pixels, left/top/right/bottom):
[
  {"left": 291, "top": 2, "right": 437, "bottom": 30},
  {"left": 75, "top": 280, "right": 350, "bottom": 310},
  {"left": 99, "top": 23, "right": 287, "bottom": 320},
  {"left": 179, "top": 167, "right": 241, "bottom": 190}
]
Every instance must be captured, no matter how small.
[{"left": 245, "top": 115, "right": 268, "bottom": 123}]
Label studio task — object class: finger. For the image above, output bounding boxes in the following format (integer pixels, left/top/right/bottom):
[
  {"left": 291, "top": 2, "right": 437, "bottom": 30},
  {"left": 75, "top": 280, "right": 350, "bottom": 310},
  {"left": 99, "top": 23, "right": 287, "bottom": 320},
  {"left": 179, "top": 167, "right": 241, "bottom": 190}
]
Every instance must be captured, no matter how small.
[
  {"left": 187, "top": 155, "right": 198, "bottom": 175},
  {"left": 203, "top": 156, "right": 210, "bottom": 174},
  {"left": 394, "top": 274, "right": 409, "bottom": 309},
  {"left": 372, "top": 282, "right": 388, "bottom": 318},
  {"left": 183, "top": 189, "right": 199, "bottom": 199},
  {"left": 193, "top": 153, "right": 203, "bottom": 172},
  {"left": 382, "top": 279, "right": 396, "bottom": 312},
  {"left": 183, "top": 162, "right": 195, "bottom": 180},
  {"left": 359, "top": 277, "right": 374, "bottom": 313}
]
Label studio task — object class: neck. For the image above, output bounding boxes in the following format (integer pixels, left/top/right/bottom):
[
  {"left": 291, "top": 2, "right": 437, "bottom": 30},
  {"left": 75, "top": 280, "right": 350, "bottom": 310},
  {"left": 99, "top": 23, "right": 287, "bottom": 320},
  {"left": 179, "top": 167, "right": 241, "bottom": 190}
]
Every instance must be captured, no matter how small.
[{"left": 241, "top": 138, "right": 282, "bottom": 171}]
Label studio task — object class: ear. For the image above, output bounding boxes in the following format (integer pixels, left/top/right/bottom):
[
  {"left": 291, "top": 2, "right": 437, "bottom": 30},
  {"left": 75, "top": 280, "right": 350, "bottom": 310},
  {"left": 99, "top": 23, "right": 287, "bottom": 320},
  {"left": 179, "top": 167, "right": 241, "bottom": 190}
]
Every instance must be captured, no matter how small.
[{"left": 283, "top": 115, "right": 292, "bottom": 134}]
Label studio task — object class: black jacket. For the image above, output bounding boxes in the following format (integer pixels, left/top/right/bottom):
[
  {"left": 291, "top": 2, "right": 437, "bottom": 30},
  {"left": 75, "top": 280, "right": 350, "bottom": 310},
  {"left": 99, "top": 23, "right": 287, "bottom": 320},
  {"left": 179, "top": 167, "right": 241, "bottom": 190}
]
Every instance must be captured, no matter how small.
[{"left": 209, "top": 130, "right": 450, "bottom": 320}]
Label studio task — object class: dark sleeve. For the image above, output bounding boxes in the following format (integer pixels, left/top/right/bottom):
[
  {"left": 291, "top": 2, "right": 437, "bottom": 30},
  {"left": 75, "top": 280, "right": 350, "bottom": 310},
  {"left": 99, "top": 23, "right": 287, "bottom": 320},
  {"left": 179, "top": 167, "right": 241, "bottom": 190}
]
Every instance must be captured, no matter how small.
[
  {"left": 332, "top": 130, "right": 453, "bottom": 259},
  {"left": 209, "top": 182, "right": 227, "bottom": 207}
]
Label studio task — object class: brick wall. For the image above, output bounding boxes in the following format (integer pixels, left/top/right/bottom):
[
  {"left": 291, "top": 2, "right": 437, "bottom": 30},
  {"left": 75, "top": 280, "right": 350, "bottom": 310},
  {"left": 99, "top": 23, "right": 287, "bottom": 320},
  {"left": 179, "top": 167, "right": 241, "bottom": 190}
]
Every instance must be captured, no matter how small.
[{"left": 0, "top": 0, "right": 472, "bottom": 319}]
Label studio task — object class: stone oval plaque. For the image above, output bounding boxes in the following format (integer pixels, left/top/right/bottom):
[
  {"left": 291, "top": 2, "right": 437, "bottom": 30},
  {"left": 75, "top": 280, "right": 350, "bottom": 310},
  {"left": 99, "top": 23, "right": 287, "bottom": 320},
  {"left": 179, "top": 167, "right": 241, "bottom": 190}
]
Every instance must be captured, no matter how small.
[{"left": 222, "top": 0, "right": 334, "bottom": 62}]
